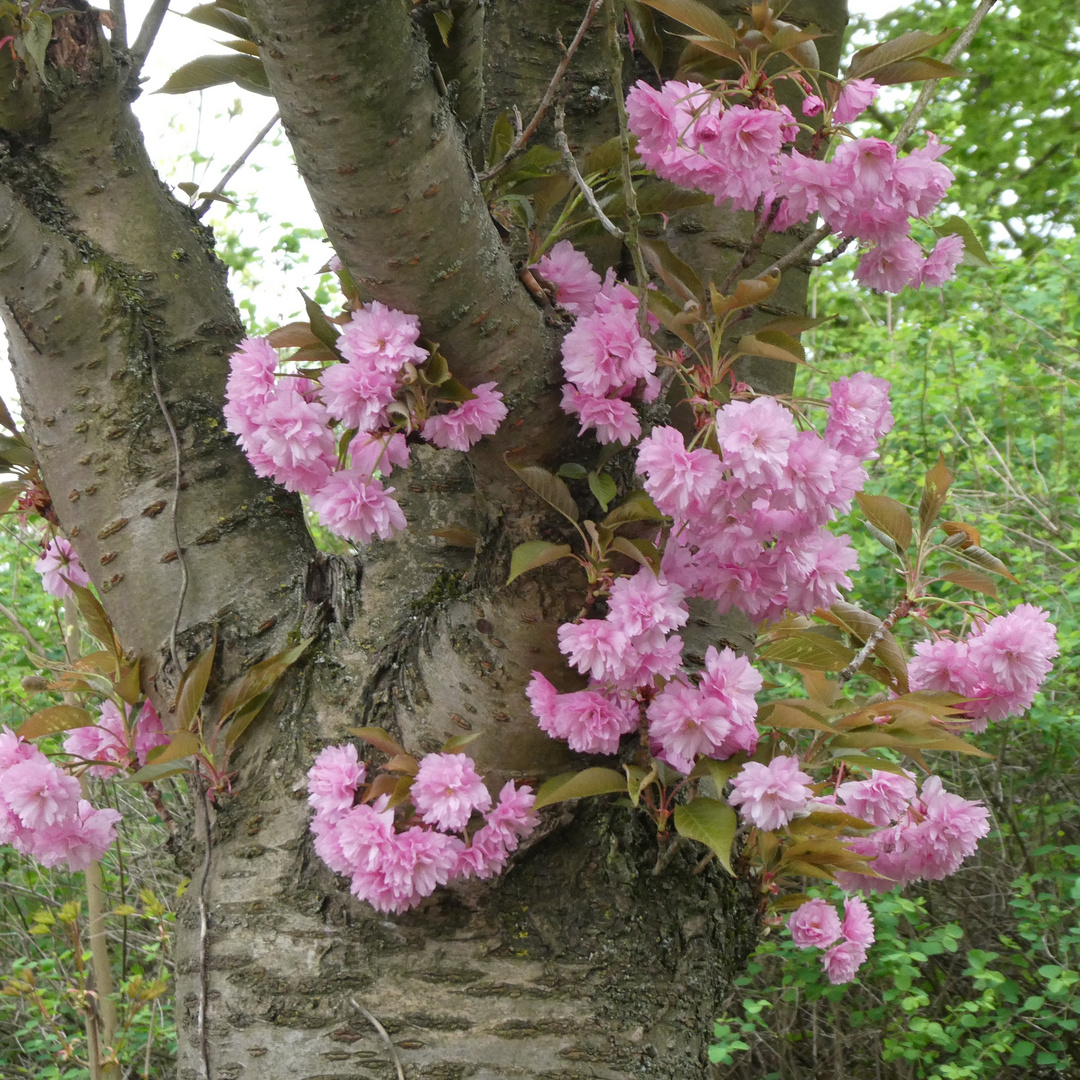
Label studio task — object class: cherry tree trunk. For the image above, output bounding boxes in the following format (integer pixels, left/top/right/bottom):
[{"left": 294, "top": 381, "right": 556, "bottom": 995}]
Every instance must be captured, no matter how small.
[{"left": 0, "top": 1, "right": 847, "bottom": 1076}]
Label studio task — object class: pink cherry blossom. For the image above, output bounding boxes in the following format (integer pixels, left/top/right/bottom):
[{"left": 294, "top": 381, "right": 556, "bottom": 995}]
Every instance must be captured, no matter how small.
[
  {"left": 788, "top": 898, "right": 842, "bottom": 949},
  {"left": 532, "top": 240, "right": 602, "bottom": 316},
  {"left": 636, "top": 426, "right": 724, "bottom": 515},
  {"left": 715, "top": 397, "right": 797, "bottom": 486},
  {"left": 833, "top": 78, "right": 879, "bottom": 125},
  {"left": 339, "top": 300, "right": 428, "bottom": 370},
  {"left": 411, "top": 752, "right": 492, "bottom": 832},
  {"left": 526, "top": 672, "right": 639, "bottom": 755},
  {"left": 309, "top": 470, "right": 407, "bottom": 544},
  {"left": 307, "top": 743, "right": 367, "bottom": 822},
  {"left": 35, "top": 538, "right": 91, "bottom": 599},
  {"left": 855, "top": 238, "right": 923, "bottom": 294},
  {"left": 349, "top": 432, "right": 410, "bottom": 479},
  {"left": 246, "top": 386, "right": 337, "bottom": 494},
  {"left": 561, "top": 387, "right": 641, "bottom": 446},
  {"left": 841, "top": 895, "right": 875, "bottom": 947},
  {"left": 318, "top": 356, "right": 401, "bottom": 433},
  {"left": 2, "top": 755, "right": 81, "bottom": 830},
  {"left": 822, "top": 940, "right": 868, "bottom": 984},
  {"left": 560, "top": 305, "right": 656, "bottom": 398},
  {"left": 918, "top": 234, "right": 965, "bottom": 288},
  {"left": 837, "top": 769, "right": 917, "bottom": 827},
  {"left": 423, "top": 383, "right": 507, "bottom": 451},
  {"left": 29, "top": 800, "right": 122, "bottom": 871},
  {"left": 728, "top": 756, "right": 813, "bottom": 831},
  {"left": 801, "top": 94, "right": 824, "bottom": 117},
  {"left": 557, "top": 620, "right": 630, "bottom": 684}
]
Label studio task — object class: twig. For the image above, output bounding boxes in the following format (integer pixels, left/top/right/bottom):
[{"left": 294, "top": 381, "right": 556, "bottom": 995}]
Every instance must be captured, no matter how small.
[
  {"left": 194, "top": 112, "right": 280, "bottom": 219},
  {"left": 809, "top": 234, "right": 855, "bottom": 267},
  {"left": 109, "top": 0, "right": 127, "bottom": 49},
  {"left": 0, "top": 599, "right": 46, "bottom": 656},
  {"left": 350, "top": 999, "right": 406, "bottom": 1080},
  {"left": 651, "top": 835, "right": 684, "bottom": 876},
  {"left": 760, "top": 223, "right": 832, "bottom": 279},
  {"left": 554, "top": 107, "right": 624, "bottom": 239},
  {"left": 478, "top": 0, "right": 604, "bottom": 183},
  {"left": 717, "top": 199, "right": 783, "bottom": 295},
  {"left": 605, "top": 0, "right": 650, "bottom": 331},
  {"left": 836, "top": 598, "right": 912, "bottom": 684},
  {"left": 893, "top": 0, "right": 1000, "bottom": 151},
  {"left": 129, "top": 0, "right": 170, "bottom": 80},
  {"left": 146, "top": 328, "right": 187, "bottom": 677},
  {"left": 195, "top": 775, "right": 212, "bottom": 1080}
]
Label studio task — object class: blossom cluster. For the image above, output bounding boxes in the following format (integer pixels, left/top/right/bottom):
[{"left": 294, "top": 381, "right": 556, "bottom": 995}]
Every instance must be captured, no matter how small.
[
  {"left": 0, "top": 727, "right": 121, "bottom": 871},
  {"left": 224, "top": 300, "right": 507, "bottom": 545},
  {"left": 908, "top": 604, "right": 1059, "bottom": 729},
  {"left": 63, "top": 700, "right": 169, "bottom": 777},
  {"left": 642, "top": 373, "right": 893, "bottom": 624},
  {"left": 788, "top": 894, "right": 876, "bottom": 984},
  {"left": 307, "top": 745, "right": 538, "bottom": 914},
  {"left": 836, "top": 769, "right": 990, "bottom": 891},
  {"left": 534, "top": 242, "right": 660, "bottom": 446},
  {"left": 626, "top": 78, "right": 962, "bottom": 294}
]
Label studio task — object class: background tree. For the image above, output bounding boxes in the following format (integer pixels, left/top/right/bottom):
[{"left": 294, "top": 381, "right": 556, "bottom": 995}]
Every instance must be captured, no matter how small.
[{"left": 0, "top": 1, "right": 861, "bottom": 1077}]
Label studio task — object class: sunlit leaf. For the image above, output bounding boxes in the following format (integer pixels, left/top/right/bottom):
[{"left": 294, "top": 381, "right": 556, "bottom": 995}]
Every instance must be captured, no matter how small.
[
  {"left": 673, "top": 798, "right": 737, "bottom": 875},
  {"left": 508, "top": 462, "right": 579, "bottom": 522},
  {"left": 174, "top": 640, "right": 216, "bottom": 733},
  {"left": 16, "top": 705, "right": 94, "bottom": 741},
  {"left": 856, "top": 493, "right": 913, "bottom": 551},
  {"left": 533, "top": 767, "right": 627, "bottom": 809},
  {"left": 347, "top": 726, "right": 405, "bottom": 757},
  {"left": 156, "top": 54, "right": 271, "bottom": 96},
  {"left": 507, "top": 540, "right": 575, "bottom": 584}
]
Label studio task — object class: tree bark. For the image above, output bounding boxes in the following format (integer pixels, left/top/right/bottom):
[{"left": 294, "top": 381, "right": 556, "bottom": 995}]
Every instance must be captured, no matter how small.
[{"left": 0, "top": 1, "right": 847, "bottom": 1076}]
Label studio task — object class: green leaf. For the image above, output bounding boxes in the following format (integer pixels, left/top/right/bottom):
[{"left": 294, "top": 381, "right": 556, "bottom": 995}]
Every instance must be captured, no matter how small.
[
  {"left": 848, "top": 28, "right": 955, "bottom": 80},
  {"left": 533, "top": 767, "right": 628, "bottom": 810},
  {"left": 508, "top": 462, "right": 579, "bottom": 522},
  {"left": 0, "top": 435, "right": 36, "bottom": 467},
  {"left": 442, "top": 732, "right": 482, "bottom": 753},
  {"left": 20, "top": 12, "right": 53, "bottom": 80},
  {"left": 433, "top": 9, "right": 454, "bottom": 46},
  {"left": 918, "top": 454, "right": 954, "bottom": 535},
  {"left": 606, "top": 180, "right": 711, "bottom": 218},
  {"left": 948, "top": 543, "right": 1019, "bottom": 583},
  {"left": 870, "top": 57, "right": 963, "bottom": 85},
  {"left": 588, "top": 471, "right": 617, "bottom": 511},
  {"left": 488, "top": 111, "right": 514, "bottom": 169},
  {"left": 125, "top": 760, "right": 192, "bottom": 784},
  {"left": 156, "top": 54, "right": 271, "bottom": 96},
  {"left": 174, "top": 640, "right": 216, "bottom": 733},
  {"left": 624, "top": 0, "right": 664, "bottom": 73},
  {"left": 507, "top": 540, "right": 575, "bottom": 583},
  {"left": 625, "top": 763, "right": 657, "bottom": 807},
  {"left": 224, "top": 689, "right": 272, "bottom": 749},
  {"left": 673, "top": 798, "right": 737, "bottom": 875},
  {"left": 635, "top": 0, "right": 736, "bottom": 46},
  {"left": 737, "top": 330, "right": 806, "bottom": 365},
  {"left": 759, "top": 633, "right": 856, "bottom": 672},
  {"left": 347, "top": 726, "right": 405, "bottom": 757},
  {"left": 856, "top": 493, "right": 913, "bottom": 551},
  {"left": 941, "top": 564, "right": 999, "bottom": 599},
  {"left": 0, "top": 396, "right": 20, "bottom": 435},
  {"left": 116, "top": 659, "right": 142, "bottom": 707},
  {"left": 144, "top": 730, "right": 201, "bottom": 767},
  {"left": 602, "top": 490, "right": 664, "bottom": 528},
  {"left": 67, "top": 582, "right": 118, "bottom": 657},
  {"left": 184, "top": 2, "right": 254, "bottom": 40},
  {"left": 558, "top": 463, "right": 589, "bottom": 480},
  {"left": 932, "top": 215, "right": 994, "bottom": 268},
  {"left": 0, "top": 480, "right": 25, "bottom": 517},
  {"left": 710, "top": 275, "right": 779, "bottom": 315},
  {"left": 609, "top": 535, "right": 660, "bottom": 570},
  {"left": 17, "top": 705, "right": 94, "bottom": 741},
  {"left": 219, "top": 637, "right": 313, "bottom": 721},
  {"left": 299, "top": 290, "right": 340, "bottom": 351},
  {"left": 760, "top": 702, "right": 836, "bottom": 733},
  {"left": 639, "top": 237, "right": 705, "bottom": 306}
]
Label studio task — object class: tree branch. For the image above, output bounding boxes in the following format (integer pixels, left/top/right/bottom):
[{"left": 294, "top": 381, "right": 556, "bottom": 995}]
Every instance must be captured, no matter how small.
[
  {"left": 129, "top": 0, "right": 169, "bottom": 80},
  {"left": 478, "top": 0, "right": 604, "bottom": 183},
  {"left": 245, "top": 0, "right": 564, "bottom": 467},
  {"left": 893, "top": 0, "right": 1000, "bottom": 151},
  {"left": 193, "top": 112, "right": 279, "bottom": 220}
]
